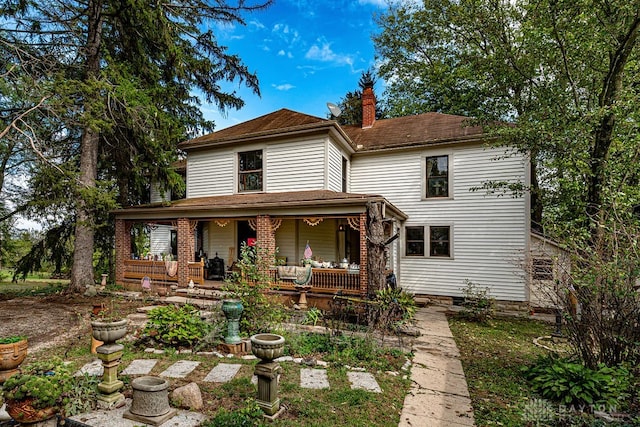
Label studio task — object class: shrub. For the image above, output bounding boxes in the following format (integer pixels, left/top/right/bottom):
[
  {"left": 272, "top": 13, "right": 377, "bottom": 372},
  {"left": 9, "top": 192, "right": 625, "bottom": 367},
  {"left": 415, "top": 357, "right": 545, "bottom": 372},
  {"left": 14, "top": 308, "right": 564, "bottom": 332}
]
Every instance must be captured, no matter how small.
[
  {"left": 370, "top": 287, "right": 417, "bottom": 329},
  {"left": 0, "top": 336, "right": 26, "bottom": 344},
  {"left": 459, "top": 279, "right": 495, "bottom": 322},
  {"left": 143, "top": 304, "right": 212, "bottom": 348},
  {"left": 224, "top": 243, "right": 286, "bottom": 335},
  {"left": 523, "top": 355, "right": 630, "bottom": 408}
]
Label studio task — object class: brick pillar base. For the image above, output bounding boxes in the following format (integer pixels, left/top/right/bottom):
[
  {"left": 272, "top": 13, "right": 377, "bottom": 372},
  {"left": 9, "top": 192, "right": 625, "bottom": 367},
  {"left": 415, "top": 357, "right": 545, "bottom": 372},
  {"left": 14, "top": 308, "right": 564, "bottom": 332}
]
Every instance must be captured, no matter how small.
[
  {"left": 115, "top": 219, "right": 131, "bottom": 284},
  {"left": 359, "top": 212, "right": 368, "bottom": 296}
]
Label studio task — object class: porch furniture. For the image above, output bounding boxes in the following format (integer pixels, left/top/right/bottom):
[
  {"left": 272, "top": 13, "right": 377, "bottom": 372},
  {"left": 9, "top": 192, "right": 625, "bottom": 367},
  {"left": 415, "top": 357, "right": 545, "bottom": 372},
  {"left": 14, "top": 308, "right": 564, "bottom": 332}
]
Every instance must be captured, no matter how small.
[{"left": 207, "top": 254, "right": 225, "bottom": 280}]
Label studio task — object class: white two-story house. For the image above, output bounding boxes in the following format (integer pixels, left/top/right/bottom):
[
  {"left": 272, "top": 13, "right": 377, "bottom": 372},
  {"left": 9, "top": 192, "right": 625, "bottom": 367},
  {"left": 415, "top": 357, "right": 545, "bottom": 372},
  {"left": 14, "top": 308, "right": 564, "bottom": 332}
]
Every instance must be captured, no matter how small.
[{"left": 113, "top": 85, "right": 531, "bottom": 305}]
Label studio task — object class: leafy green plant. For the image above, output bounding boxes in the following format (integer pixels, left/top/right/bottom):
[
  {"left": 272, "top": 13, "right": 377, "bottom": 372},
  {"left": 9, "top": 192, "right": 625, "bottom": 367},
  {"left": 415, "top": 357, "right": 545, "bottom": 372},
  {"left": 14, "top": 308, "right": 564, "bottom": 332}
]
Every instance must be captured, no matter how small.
[
  {"left": 223, "top": 243, "right": 286, "bottom": 335},
  {"left": 370, "top": 287, "right": 417, "bottom": 329},
  {"left": 1, "top": 357, "right": 72, "bottom": 409},
  {"left": 0, "top": 336, "right": 26, "bottom": 344},
  {"left": 302, "top": 307, "right": 323, "bottom": 326},
  {"left": 60, "top": 373, "right": 99, "bottom": 416},
  {"left": 202, "top": 398, "right": 264, "bottom": 427},
  {"left": 523, "top": 355, "right": 630, "bottom": 408},
  {"left": 143, "top": 304, "right": 212, "bottom": 348},
  {"left": 459, "top": 279, "right": 495, "bottom": 322}
]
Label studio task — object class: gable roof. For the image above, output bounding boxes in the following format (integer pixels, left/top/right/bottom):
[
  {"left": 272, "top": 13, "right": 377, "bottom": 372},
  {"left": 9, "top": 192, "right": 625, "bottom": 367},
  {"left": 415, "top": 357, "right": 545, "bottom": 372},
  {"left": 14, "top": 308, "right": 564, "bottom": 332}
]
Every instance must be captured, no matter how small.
[
  {"left": 179, "top": 109, "right": 333, "bottom": 150},
  {"left": 342, "top": 112, "right": 484, "bottom": 152},
  {"left": 178, "top": 108, "right": 487, "bottom": 152}
]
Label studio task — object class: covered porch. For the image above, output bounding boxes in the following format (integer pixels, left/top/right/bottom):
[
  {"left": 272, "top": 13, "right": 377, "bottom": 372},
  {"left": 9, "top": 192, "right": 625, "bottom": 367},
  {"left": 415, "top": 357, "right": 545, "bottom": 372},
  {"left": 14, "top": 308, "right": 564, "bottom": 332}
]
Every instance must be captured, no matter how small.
[{"left": 112, "top": 191, "right": 407, "bottom": 297}]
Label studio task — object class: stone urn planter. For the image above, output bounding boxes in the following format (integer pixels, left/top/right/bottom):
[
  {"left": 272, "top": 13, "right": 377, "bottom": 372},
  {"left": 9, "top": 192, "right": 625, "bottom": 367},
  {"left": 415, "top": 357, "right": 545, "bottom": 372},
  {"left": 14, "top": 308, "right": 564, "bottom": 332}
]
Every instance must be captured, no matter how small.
[
  {"left": 251, "top": 333, "right": 285, "bottom": 417},
  {"left": 91, "top": 319, "right": 128, "bottom": 344},
  {"left": 0, "top": 337, "right": 28, "bottom": 383},
  {"left": 124, "top": 376, "right": 176, "bottom": 425},
  {"left": 250, "top": 333, "right": 285, "bottom": 361}
]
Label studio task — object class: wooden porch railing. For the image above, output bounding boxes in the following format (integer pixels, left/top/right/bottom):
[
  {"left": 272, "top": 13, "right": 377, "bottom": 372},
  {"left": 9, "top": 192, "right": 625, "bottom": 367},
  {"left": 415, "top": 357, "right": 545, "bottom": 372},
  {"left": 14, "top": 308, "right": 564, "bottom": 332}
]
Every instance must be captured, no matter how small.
[
  {"left": 268, "top": 268, "right": 362, "bottom": 295},
  {"left": 123, "top": 259, "right": 204, "bottom": 286}
]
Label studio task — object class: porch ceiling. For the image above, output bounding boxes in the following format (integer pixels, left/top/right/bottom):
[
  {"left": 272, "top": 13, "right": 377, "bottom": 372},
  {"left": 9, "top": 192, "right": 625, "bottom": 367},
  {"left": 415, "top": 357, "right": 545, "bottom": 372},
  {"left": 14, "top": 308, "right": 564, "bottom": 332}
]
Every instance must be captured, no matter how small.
[{"left": 111, "top": 189, "right": 408, "bottom": 221}]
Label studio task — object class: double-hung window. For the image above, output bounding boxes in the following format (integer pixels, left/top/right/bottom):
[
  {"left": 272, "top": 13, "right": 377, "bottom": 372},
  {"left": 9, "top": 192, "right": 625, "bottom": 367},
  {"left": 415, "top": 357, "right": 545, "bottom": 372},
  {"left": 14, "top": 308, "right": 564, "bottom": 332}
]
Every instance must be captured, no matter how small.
[
  {"left": 238, "top": 150, "right": 263, "bottom": 192},
  {"left": 425, "top": 155, "right": 449, "bottom": 198},
  {"left": 405, "top": 225, "right": 451, "bottom": 258}
]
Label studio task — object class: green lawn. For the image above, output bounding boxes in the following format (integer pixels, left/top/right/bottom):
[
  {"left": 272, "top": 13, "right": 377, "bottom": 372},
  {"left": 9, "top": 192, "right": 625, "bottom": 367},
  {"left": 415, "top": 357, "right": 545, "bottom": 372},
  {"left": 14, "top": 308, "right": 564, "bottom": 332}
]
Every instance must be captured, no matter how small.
[
  {"left": 0, "top": 269, "right": 68, "bottom": 295},
  {"left": 449, "top": 314, "right": 551, "bottom": 426}
]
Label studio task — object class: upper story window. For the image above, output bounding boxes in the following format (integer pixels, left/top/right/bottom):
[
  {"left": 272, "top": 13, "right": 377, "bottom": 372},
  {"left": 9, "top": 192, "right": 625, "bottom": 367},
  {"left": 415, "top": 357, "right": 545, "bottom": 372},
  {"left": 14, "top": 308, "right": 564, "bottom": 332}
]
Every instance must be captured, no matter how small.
[
  {"left": 238, "top": 150, "right": 263, "bottom": 192},
  {"left": 425, "top": 155, "right": 449, "bottom": 198}
]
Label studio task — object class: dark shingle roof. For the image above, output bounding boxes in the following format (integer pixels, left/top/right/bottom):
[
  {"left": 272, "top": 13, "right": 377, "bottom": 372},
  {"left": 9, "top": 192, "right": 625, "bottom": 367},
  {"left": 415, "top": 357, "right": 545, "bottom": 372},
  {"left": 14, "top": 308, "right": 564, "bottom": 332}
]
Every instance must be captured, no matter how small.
[
  {"left": 342, "top": 112, "right": 484, "bottom": 151},
  {"left": 179, "top": 109, "right": 328, "bottom": 149}
]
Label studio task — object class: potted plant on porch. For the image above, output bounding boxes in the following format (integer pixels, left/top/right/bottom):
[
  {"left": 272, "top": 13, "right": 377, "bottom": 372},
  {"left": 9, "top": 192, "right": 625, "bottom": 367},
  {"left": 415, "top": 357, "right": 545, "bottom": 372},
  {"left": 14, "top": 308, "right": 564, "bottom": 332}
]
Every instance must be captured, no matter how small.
[
  {"left": 1, "top": 357, "right": 72, "bottom": 424},
  {"left": 0, "top": 336, "right": 28, "bottom": 383}
]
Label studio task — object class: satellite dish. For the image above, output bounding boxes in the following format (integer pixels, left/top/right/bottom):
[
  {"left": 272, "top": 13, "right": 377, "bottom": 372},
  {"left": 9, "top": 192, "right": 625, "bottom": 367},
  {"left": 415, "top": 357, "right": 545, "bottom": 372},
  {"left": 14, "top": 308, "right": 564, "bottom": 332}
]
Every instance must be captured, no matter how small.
[{"left": 326, "top": 102, "right": 342, "bottom": 118}]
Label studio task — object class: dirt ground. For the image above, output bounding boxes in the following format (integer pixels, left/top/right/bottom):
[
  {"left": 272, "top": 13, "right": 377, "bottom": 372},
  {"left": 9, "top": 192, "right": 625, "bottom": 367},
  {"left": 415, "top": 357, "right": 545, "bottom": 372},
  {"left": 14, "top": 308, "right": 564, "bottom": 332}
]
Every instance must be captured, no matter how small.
[{"left": 0, "top": 294, "right": 144, "bottom": 356}]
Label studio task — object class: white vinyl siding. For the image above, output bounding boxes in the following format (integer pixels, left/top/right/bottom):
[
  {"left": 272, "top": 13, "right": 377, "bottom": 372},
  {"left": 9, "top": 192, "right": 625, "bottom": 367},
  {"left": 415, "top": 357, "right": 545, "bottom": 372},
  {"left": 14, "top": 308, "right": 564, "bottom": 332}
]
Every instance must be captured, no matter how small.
[
  {"left": 327, "top": 142, "right": 344, "bottom": 192},
  {"left": 205, "top": 221, "right": 236, "bottom": 265},
  {"left": 351, "top": 144, "right": 528, "bottom": 301},
  {"left": 266, "top": 139, "right": 325, "bottom": 192},
  {"left": 298, "top": 219, "right": 338, "bottom": 264},
  {"left": 187, "top": 149, "right": 235, "bottom": 198},
  {"left": 149, "top": 225, "right": 172, "bottom": 257},
  {"left": 149, "top": 184, "right": 169, "bottom": 203},
  {"left": 274, "top": 220, "right": 297, "bottom": 265}
]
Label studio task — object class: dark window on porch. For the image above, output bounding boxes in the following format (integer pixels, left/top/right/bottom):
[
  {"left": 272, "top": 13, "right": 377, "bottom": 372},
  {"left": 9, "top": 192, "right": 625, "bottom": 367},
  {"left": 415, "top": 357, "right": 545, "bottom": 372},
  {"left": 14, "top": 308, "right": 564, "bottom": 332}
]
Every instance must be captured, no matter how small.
[
  {"left": 406, "top": 226, "right": 425, "bottom": 256},
  {"left": 170, "top": 230, "right": 177, "bottom": 257},
  {"left": 238, "top": 150, "right": 263, "bottom": 192}
]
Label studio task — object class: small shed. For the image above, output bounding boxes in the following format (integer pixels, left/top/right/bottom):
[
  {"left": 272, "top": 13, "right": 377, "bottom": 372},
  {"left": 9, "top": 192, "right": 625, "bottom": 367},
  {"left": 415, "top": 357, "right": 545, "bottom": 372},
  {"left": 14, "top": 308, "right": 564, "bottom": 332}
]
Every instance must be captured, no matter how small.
[{"left": 528, "top": 231, "right": 571, "bottom": 309}]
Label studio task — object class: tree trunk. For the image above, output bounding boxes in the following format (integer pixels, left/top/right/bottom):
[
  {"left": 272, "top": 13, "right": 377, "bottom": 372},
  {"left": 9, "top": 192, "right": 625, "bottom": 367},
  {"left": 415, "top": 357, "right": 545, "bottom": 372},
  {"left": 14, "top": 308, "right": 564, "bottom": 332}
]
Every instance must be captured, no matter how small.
[
  {"left": 366, "top": 201, "right": 386, "bottom": 297},
  {"left": 69, "top": 0, "right": 103, "bottom": 292}
]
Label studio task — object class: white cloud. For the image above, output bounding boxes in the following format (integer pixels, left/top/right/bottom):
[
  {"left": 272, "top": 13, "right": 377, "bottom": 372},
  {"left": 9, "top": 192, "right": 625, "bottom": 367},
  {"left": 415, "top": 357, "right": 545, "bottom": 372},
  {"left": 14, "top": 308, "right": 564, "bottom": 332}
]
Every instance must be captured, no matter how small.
[
  {"left": 272, "top": 83, "right": 295, "bottom": 91},
  {"left": 248, "top": 19, "right": 265, "bottom": 30},
  {"left": 305, "top": 41, "right": 354, "bottom": 68},
  {"left": 358, "top": 0, "right": 393, "bottom": 5}
]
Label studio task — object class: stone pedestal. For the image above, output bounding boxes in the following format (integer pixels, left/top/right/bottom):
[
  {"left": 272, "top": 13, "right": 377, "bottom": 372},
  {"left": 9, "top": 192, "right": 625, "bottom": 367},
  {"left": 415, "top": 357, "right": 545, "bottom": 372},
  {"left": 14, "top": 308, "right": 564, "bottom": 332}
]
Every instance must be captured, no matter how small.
[
  {"left": 251, "top": 333, "right": 285, "bottom": 418},
  {"left": 222, "top": 299, "right": 244, "bottom": 344},
  {"left": 295, "top": 285, "right": 312, "bottom": 310},
  {"left": 254, "top": 361, "right": 282, "bottom": 416},
  {"left": 96, "top": 344, "right": 125, "bottom": 408}
]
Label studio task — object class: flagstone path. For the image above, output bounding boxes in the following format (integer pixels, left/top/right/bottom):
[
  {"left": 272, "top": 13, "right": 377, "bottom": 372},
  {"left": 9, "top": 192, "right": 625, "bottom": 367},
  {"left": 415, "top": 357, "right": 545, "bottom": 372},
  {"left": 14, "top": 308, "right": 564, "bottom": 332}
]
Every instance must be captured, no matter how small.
[{"left": 76, "top": 357, "right": 383, "bottom": 391}]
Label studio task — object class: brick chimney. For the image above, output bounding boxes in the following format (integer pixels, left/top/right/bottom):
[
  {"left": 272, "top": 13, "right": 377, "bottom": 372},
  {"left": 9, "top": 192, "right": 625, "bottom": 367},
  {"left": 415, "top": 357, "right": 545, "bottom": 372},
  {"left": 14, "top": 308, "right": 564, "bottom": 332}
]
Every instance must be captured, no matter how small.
[{"left": 361, "top": 82, "right": 375, "bottom": 129}]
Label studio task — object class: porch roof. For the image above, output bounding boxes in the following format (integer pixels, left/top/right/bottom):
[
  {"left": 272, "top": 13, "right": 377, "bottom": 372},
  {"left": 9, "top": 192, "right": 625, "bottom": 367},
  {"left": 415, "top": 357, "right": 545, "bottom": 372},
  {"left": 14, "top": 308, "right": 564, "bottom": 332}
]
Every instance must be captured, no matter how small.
[{"left": 112, "top": 190, "right": 408, "bottom": 221}]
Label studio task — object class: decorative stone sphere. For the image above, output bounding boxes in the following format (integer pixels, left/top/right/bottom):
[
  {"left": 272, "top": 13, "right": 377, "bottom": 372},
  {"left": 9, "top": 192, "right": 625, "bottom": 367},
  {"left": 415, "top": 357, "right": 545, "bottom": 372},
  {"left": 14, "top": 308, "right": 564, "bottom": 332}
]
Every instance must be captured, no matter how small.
[
  {"left": 250, "top": 334, "right": 285, "bottom": 361},
  {"left": 91, "top": 319, "right": 128, "bottom": 344}
]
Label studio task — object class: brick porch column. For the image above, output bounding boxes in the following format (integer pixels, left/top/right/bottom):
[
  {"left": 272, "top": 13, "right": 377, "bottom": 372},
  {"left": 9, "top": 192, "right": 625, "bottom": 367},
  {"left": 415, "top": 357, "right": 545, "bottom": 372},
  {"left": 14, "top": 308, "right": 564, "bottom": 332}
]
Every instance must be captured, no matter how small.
[
  {"left": 115, "top": 219, "right": 131, "bottom": 284},
  {"left": 256, "top": 215, "right": 276, "bottom": 262},
  {"left": 359, "top": 212, "right": 368, "bottom": 296},
  {"left": 177, "top": 218, "right": 196, "bottom": 286}
]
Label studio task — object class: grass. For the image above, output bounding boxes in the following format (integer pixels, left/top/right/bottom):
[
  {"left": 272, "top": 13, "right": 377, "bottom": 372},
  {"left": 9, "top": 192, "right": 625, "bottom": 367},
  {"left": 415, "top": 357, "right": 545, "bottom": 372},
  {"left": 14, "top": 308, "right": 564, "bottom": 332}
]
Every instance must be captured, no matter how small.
[
  {"left": 0, "top": 268, "right": 69, "bottom": 297},
  {"left": 20, "top": 303, "right": 411, "bottom": 427},
  {"left": 448, "top": 314, "right": 552, "bottom": 426}
]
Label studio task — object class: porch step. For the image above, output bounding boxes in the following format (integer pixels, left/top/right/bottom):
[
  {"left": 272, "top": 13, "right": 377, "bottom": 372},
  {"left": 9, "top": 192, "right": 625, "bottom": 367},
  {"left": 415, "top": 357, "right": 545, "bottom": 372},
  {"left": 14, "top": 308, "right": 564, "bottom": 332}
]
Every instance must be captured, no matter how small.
[{"left": 174, "top": 288, "right": 228, "bottom": 299}]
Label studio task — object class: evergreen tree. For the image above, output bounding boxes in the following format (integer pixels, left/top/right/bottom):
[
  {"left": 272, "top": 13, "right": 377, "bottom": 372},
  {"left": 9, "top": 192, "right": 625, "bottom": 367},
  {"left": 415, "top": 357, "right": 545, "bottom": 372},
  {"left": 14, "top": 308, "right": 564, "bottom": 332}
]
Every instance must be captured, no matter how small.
[{"left": 1, "top": 0, "right": 272, "bottom": 292}]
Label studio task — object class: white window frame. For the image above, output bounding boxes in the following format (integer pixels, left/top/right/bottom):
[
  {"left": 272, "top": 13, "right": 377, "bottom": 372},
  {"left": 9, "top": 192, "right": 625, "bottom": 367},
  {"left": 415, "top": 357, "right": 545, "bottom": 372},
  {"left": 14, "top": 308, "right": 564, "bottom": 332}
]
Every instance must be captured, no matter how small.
[
  {"left": 403, "top": 224, "right": 454, "bottom": 259},
  {"left": 422, "top": 151, "right": 453, "bottom": 200}
]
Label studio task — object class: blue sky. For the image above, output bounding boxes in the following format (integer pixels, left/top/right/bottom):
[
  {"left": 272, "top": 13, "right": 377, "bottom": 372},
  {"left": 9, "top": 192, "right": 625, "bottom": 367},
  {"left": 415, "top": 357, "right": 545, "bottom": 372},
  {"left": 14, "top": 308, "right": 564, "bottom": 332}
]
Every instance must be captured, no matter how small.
[{"left": 202, "top": 0, "right": 389, "bottom": 130}]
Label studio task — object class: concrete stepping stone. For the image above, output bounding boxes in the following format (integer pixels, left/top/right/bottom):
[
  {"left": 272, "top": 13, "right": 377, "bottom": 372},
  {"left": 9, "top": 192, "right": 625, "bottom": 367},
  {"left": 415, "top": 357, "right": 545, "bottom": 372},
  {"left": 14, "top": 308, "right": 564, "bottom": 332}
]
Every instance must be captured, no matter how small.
[
  {"left": 347, "top": 371, "right": 381, "bottom": 393},
  {"left": 160, "top": 360, "right": 200, "bottom": 378},
  {"left": 121, "top": 359, "right": 158, "bottom": 376},
  {"left": 300, "top": 368, "right": 330, "bottom": 389},
  {"left": 75, "top": 359, "right": 103, "bottom": 377},
  {"left": 203, "top": 363, "right": 242, "bottom": 383}
]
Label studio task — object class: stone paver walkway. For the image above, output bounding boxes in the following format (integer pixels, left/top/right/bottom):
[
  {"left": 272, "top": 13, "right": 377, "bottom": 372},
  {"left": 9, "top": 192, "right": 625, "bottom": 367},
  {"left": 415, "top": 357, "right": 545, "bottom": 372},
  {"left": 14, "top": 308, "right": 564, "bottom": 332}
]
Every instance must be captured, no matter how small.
[
  {"left": 399, "top": 305, "right": 475, "bottom": 426},
  {"left": 77, "top": 357, "right": 382, "bottom": 392}
]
